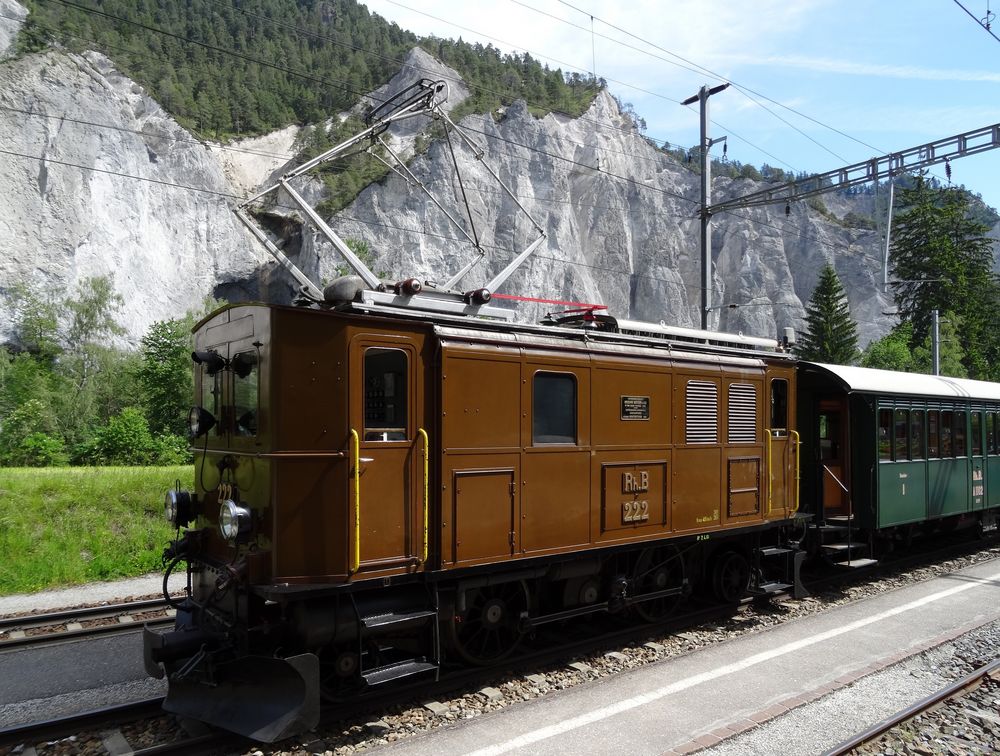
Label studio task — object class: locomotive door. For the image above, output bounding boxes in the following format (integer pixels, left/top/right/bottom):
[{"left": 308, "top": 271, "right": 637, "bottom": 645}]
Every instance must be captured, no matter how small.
[
  {"left": 351, "top": 337, "right": 424, "bottom": 572},
  {"left": 766, "top": 374, "right": 793, "bottom": 515}
]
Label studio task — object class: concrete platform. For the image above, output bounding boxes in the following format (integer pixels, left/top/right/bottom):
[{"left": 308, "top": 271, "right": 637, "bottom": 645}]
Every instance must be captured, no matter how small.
[{"left": 369, "top": 557, "right": 1000, "bottom": 756}]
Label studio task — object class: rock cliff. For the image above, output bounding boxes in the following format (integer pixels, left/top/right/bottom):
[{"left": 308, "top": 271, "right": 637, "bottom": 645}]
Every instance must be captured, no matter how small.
[{"left": 0, "top": 30, "right": 972, "bottom": 350}]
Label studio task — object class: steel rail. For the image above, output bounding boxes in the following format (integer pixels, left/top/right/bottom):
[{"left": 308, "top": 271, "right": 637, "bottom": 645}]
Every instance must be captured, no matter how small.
[
  {"left": 823, "top": 657, "right": 1000, "bottom": 755},
  {"left": 0, "top": 697, "right": 165, "bottom": 748},
  {"left": 0, "top": 598, "right": 174, "bottom": 650},
  {"left": 0, "top": 598, "right": 168, "bottom": 631}
]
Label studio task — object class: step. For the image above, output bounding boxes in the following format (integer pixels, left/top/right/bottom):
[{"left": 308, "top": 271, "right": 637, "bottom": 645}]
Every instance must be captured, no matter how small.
[
  {"left": 759, "top": 547, "right": 795, "bottom": 558},
  {"left": 821, "top": 542, "right": 868, "bottom": 554},
  {"left": 362, "top": 659, "right": 438, "bottom": 686},
  {"left": 360, "top": 608, "right": 437, "bottom": 631},
  {"left": 837, "top": 558, "right": 878, "bottom": 569},
  {"left": 824, "top": 515, "right": 855, "bottom": 525},
  {"left": 752, "top": 581, "right": 792, "bottom": 595}
]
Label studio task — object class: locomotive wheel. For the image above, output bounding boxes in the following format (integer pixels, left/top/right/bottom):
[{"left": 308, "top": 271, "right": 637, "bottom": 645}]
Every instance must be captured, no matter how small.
[
  {"left": 632, "top": 545, "right": 684, "bottom": 622},
  {"left": 449, "top": 581, "right": 528, "bottom": 666},
  {"left": 711, "top": 550, "right": 750, "bottom": 604},
  {"left": 318, "top": 645, "right": 365, "bottom": 702}
]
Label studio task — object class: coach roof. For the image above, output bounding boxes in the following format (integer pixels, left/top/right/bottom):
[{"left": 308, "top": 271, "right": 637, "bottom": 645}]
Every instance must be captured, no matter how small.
[{"left": 802, "top": 362, "right": 1000, "bottom": 402}]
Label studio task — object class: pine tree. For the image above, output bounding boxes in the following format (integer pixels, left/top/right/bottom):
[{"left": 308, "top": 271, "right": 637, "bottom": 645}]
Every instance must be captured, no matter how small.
[
  {"left": 889, "top": 177, "right": 999, "bottom": 379},
  {"left": 795, "top": 264, "right": 859, "bottom": 365}
]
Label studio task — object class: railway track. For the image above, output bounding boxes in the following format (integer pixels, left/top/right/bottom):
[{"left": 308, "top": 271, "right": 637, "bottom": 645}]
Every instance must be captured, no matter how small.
[
  {"left": 0, "top": 696, "right": 241, "bottom": 755},
  {"left": 825, "top": 658, "right": 1000, "bottom": 755},
  {"left": 1, "top": 537, "right": 996, "bottom": 755},
  {"left": 0, "top": 598, "right": 174, "bottom": 650}
]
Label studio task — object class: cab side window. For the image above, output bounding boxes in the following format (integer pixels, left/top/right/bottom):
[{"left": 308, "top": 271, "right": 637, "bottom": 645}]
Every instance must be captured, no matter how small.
[{"left": 533, "top": 372, "right": 577, "bottom": 444}]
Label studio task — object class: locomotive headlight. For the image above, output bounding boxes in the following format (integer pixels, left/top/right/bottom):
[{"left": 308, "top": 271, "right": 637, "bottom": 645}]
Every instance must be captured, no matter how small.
[
  {"left": 188, "top": 406, "right": 216, "bottom": 438},
  {"left": 218, "top": 499, "right": 251, "bottom": 542},
  {"left": 164, "top": 489, "right": 195, "bottom": 527}
]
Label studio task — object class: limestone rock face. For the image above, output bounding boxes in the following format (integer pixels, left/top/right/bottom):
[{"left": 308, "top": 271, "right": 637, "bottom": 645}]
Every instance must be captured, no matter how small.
[
  {"left": 2, "top": 41, "right": 982, "bottom": 351},
  {"left": 312, "top": 88, "right": 894, "bottom": 345},
  {"left": 0, "top": 0, "right": 27, "bottom": 60},
  {"left": 0, "top": 50, "right": 258, "bottom": 347}
]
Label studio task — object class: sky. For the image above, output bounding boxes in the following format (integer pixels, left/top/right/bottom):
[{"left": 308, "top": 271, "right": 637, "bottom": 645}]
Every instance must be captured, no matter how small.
[{"left": 363, "top": 0, "right": 1000, "bottom": 213}]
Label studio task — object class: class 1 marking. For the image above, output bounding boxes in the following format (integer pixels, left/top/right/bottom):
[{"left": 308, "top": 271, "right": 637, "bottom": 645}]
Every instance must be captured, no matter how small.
[{"left": 467, "top": 570, "right": 1000, "bottom": 756}]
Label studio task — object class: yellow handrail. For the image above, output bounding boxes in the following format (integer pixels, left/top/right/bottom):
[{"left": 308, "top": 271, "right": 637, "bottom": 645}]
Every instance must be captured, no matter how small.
[
  {"left": 790, "top": 429, "right": 801, "bottom": 514},
  {"left": 350, "top": 428, "right": 360, "bottom": 574},
  {"left": 765, "top": 428, "right": 773, "bottom": 515},
  {"left": 418, "top": 428, "right": 429, "bottom": 564}
]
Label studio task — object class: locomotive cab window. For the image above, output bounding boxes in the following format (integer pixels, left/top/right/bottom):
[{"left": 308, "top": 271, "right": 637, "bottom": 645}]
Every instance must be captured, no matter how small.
[
  {"left": 770, "top": 379, "right": 788, "bottom": 437},
  {"left": 532, "top": 372, "right": 577, "bottom": 444},
  {"left": 364, "top": 348, "right": 408, "bottom": 441},
  {"left": 232, "top": 350, "right": 259, "bottom": 437},
  {"left": 199, "top": 367, "right": 223, "bottom": 438}
]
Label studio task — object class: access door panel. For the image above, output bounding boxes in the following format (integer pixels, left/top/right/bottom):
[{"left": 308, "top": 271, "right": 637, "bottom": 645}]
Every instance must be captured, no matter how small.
[{"left": 453, "top": 469, "right": 515, "bottom": 565}]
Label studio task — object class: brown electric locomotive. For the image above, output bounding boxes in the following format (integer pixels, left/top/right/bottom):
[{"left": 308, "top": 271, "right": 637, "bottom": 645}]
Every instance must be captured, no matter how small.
[
  {"left": 145, "top": 297, "right": 804, "bottom": 741},
  {"left": 144, "top": 77, "right": 804, "bottom": 740}
]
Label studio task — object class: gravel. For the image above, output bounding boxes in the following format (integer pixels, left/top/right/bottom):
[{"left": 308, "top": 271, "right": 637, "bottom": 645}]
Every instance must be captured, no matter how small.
[
  {"left": 704, "top": 620, "right": 1000, "bottom": 755},
  {"left": 5, "top": 544, "right": 1000, "bottom": 755},
  {"left": 0, "top": 573, "right": 185, "bottom": 618}
]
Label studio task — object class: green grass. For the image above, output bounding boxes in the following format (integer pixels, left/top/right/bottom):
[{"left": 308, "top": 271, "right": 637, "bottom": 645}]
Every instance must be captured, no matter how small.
[{"left": 0, "top": 466, "right": 192, "bottom": 595}]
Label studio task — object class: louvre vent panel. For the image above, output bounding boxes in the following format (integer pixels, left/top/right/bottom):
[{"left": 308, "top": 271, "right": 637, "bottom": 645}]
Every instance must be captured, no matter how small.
[
  {"left": 728, "top": 383, "right": 757, "bottom": 443},
  {"left": 686, "top": 380, "right": 718, "bottom": 444}
]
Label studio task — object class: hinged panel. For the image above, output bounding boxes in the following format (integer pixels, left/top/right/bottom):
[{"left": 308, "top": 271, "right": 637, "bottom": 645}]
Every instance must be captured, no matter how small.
[{"left": 727, "top": 456, "right": 761, "bottom": 518}]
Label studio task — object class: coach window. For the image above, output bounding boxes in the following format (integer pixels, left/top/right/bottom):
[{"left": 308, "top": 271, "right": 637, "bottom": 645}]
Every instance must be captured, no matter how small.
[
  {"left": 533, "top": 372, "right": 577, "bottom": 444},
  {"left": 989, "top": 413, "right": 998, "bottom": 455},
  {"left": 878, "top": 409, "right": 892, "bottom": 461},
  {"left": 894, "top": 409, "right": 909, "bottom": 461},
  {"left": 770, "top": 379, "right": 788, "bottom": 436},
  {"left": 941, "top": 411, "right": 954, "bottom": 457},
  {"left": 928, "top": 411, "right": 940, "bottom": 458},
  {"left": 972, "top": 412, "right": 983, "bottom": 456},
  {"left": 910, "top": 410, "right": 925, "bottom": 460},
  {"left": 364, "top": 348, "right": 408, "bottom": 442},
  {"left": 954, "top": 411, "right": 967, "bottom": 456}
]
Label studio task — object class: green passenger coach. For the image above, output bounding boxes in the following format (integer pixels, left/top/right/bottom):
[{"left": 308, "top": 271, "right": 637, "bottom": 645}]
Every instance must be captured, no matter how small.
[{"left": 797, "top": 362, "right": 1000, "bottom": 557}]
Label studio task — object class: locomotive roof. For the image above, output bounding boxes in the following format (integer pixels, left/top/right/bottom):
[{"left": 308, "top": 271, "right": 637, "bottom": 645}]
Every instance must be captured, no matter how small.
[{"left": 802, "top": 362, "right": 1000, "bottom": 402}]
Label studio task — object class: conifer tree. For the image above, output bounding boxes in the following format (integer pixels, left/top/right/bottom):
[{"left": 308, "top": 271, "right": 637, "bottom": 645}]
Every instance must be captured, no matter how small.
[
  {"left": 795, "top": 264, "right": 859, "bottom": 365},
  {"left": 889, "top": 178, "right": 999, "bottom": 379}
]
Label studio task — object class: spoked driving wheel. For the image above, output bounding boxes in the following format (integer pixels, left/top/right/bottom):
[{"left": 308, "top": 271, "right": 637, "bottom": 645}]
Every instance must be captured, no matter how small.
[
  {"left": 449, "top": 581, "right": 528, "bottom": 665},
  {"left": 632, "top": 545, "right": 685, "bottom": 622},
  {"left": 712, "top": 550, "right": 750, "bottom": 604}
]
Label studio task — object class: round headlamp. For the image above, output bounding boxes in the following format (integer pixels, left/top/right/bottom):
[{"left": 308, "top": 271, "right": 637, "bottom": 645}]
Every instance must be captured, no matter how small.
[
  {"left": 219, "top": 499, "right": 251, "bottom": 542},
  {"left": 164, "top": 489, "right": 194, "bottom": 527},
  {"left": 188, "top": 406, "right": 216, "bottom": 438}
]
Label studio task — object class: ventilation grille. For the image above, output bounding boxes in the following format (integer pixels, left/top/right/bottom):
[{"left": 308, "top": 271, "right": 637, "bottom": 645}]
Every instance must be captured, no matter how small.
[
  {"left": 686, "top": 380, "right": 718, "bottom": 444},
  {"left": 728, "top": 384, "right": 757, "bottom": 444}
]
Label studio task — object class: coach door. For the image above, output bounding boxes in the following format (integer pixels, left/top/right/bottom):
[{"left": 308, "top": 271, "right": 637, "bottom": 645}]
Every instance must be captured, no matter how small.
[{"left": 350, "top": 337, "right": 424, "bottom": 573}]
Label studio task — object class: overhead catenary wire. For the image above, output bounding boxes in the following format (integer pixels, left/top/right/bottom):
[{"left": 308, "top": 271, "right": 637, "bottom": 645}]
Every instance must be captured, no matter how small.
[
  {"left": 382, "top": 0, "right": 797, "bottom": 171},
  {"left": 951, "top": 0, "right": 1000, "bottom": 44}
]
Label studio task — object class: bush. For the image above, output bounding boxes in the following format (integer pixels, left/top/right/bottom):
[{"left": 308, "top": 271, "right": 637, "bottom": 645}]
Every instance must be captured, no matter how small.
[
  {"left": 152, "top": 434, "right": 192, "bottom": 466},
  {"left": 80, "top": 407, "right": 157, "bottom": 466},
  {"left": 13, "top": 433, "right": 68, "bottom": 467}
]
